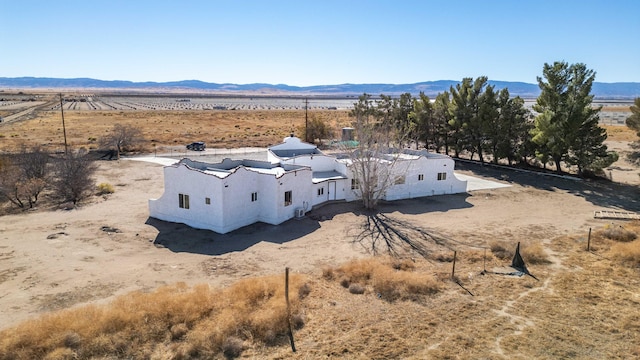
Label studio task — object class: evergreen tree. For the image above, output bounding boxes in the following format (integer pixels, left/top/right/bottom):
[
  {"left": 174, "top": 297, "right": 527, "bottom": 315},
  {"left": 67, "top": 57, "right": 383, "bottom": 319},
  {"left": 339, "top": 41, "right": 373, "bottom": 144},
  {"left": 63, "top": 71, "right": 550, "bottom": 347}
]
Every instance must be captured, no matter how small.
[
  {"left": 450, "top": 76, "right": 491, "bottom": 162},
  {"left": 410, "top": 92, "right": 434, "bottom": 150},
  {"left": 491, "top": 89, "right": 532, "bottom": 165},
  {"left": 626, "top": 97, "right": 640, "bottom": 138},
  {"left": 532, "top": 61, "right": 616, "bottom": 175},
  {"left": 433, "top": 91, "right": 453, "bottom": 154}
]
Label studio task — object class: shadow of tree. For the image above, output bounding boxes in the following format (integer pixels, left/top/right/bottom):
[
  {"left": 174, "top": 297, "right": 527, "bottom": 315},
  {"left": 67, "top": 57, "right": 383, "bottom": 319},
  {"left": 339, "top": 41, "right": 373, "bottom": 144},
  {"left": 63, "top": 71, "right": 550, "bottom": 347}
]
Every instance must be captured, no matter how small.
[
  {"left": 348, "top": 212, "right": 485, "bottom": 259},
  {"left": 349, "top": 212, "right": 449, "bottom": 258}
]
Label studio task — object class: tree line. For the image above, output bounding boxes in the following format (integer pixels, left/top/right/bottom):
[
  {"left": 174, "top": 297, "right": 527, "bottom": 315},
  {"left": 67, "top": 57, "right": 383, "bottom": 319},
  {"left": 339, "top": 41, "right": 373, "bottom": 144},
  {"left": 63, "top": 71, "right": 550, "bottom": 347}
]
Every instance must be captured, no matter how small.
[{"left": 349, "top": 61, "right": 619, "bottom": 176}]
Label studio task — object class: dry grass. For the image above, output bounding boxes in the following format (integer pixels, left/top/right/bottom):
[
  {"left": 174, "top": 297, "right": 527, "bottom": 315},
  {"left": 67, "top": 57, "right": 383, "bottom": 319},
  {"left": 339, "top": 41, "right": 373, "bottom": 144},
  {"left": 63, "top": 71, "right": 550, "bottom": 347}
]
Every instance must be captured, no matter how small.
[
  {"left": 596, "top": 222, "right": 639, "bottom": 242},
  {"left": 603, "top": 125, "right": 637, "bottom": 142},
  {"left": 0, "top": 276, "right": 308, "bottom": 360},
  {"left": 0, "top": 106, "right": 639, "bottom": 358},
  {"left": 520, "top": 242, "right": 552, "bottom": 265},
  {"left": 0, "top": 110, "right": 352, "bottom": 153},
  {"left": 489, "top": 240, "right": 550, "bottom": 264},
  {"left": 324, "top": 257, "right": 441, "bottom": 302},
  {"left": 0, "top": 109, "right": 631, "bottom": 154},
  {"left": 2, "top": 224, "right": 640, "bottom": 359},
  {"left": 95, "top": 183, "right": 114, "bottom": 195},
  {"left": 611, "top": 240, "right": 640, "bottom": 267},
  {"left": 604, "top": 221, "right": 640, "bottom": 267}
]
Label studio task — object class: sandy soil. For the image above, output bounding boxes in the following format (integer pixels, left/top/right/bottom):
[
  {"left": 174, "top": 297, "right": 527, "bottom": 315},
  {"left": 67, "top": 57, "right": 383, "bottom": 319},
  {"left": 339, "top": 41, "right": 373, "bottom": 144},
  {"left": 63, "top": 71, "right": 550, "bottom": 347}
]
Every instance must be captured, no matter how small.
[{"left": 0, "top": 143, "right": 638, "bottom": 331}]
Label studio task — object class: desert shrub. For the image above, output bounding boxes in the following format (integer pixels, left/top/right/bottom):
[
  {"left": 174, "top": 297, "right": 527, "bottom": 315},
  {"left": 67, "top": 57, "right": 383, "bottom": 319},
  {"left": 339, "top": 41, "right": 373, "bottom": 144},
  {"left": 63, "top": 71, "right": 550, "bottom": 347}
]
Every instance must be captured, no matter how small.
[
  {"left": 374, "top": 268, "right": 440, "bottom": 301},
  {"left": 490, "top": 241, "right": 513, "bottom": 260},
  {"left": 431, "top": 251, "right": 454, "bottom": 262},
  {"left": 600, "top": 224, "right": 637, "bottom": 242},
  {"left": 62, "top": 331, "right": 82, "bottom": 349},
  {"left": 221, "top": 336, "right": 244, "bottom": 358},
  {"left": 460, "top": 249, "right": 490, "bottom": 263},
  {"left": 170, "top": 323, "right": 189, "bottom": 340},
  {"left": 291, "top": 313, "right": 305, "bottom": 330},
  {"left": 52, "top": 150, "right": 98, "bottom": 204},
  {"left": 329, "top": 257, "right": 440, "bottom": 302},
  {"left": 391, "top": 258, "right": 416, "bottom": 271},
  {"left": 96, "top": 182, "right": 115, "bottom": 195},
  {"left": 298, "top": 283, "right": 311, "bottom": 299},
  {"left": 43, "top": 347, "right": 76, "bottom": 360},
  {"left": 321, "top": 266, "right": 335, "bottom": 280},
  {"left": 335, "top": 258, "right": 378, "bottom": 284},
  {"left": 521, "top": 243, "right": 551, "bottom": 265},
  {"left": 348, "top": 283, "right": 365, "bottom": 294},
  {"left": 611, "top": 240, "right": 640, "bottom": 267}
]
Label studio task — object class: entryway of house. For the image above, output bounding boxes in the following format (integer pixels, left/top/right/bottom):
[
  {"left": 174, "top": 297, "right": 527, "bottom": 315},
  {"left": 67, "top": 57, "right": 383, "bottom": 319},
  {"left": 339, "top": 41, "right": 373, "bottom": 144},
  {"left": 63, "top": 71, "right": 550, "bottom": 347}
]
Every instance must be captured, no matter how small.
[{"left": 328, "top": 181, "right": 337, "bottom": 201}]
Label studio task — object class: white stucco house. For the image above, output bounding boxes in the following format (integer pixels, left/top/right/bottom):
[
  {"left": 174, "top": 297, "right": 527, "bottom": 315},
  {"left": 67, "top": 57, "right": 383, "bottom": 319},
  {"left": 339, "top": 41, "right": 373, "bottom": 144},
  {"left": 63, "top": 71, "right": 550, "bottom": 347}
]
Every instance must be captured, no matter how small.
[{"left": 149, "top": 136, "right": 467, "bottom": 234}]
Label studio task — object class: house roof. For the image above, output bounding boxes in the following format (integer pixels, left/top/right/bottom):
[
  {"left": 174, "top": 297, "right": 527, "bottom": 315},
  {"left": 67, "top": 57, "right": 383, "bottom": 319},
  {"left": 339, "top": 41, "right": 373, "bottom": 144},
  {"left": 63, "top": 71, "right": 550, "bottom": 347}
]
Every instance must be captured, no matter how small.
[
  {"left": 312, "top": 171, "right": 347, "bottom": 184},
  {"left": 178, "top": 158, "right": 308, "bottom": 179},
  {"left": 268, "top": 136, "right": 324, "bottom": 159}
]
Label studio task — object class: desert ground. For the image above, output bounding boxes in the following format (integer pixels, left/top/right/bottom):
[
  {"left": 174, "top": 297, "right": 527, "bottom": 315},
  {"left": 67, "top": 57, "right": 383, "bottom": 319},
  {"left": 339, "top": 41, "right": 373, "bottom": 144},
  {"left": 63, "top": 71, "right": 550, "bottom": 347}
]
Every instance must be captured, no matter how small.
[{"left": 0, "top": 95, "right": 639, "bottom": 358}]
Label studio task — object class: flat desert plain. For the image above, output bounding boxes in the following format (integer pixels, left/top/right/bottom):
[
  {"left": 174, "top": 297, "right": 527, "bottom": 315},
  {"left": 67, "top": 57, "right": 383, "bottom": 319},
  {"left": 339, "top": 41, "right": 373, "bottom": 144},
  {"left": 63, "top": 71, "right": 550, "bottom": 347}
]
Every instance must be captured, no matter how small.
[
  {"left": 0, "top": 102, "right": 639, "bottom": 357},
  {"left": 1, "top": 140, "right": 638, "bottom": 320}
]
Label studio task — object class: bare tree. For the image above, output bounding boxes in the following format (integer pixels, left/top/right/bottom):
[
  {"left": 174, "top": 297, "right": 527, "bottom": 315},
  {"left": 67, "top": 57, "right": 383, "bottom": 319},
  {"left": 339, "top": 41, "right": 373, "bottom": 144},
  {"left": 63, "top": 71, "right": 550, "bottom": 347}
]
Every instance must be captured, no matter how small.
[
  {"left": 0, "top": 147, "right": 51, "bottom": 209},
  {"left": 100, "top": 123, "right": 143, "bottom": 159},
  {"left": 0, "top": 157, "right": 24, "bottom": 208},
  {"left": 52, "top": 150, "right": 99, "bottom": 205},
  {"left": 347, "top": 94, "right": 408, "bottom": 210}
]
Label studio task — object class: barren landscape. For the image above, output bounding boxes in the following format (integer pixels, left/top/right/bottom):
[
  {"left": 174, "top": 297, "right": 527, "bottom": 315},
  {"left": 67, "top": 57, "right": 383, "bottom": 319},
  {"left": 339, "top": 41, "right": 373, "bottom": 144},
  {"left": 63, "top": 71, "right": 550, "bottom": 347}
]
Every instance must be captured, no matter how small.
[{"left": 0, "top": 93, "right": 639, "bottom": 358}]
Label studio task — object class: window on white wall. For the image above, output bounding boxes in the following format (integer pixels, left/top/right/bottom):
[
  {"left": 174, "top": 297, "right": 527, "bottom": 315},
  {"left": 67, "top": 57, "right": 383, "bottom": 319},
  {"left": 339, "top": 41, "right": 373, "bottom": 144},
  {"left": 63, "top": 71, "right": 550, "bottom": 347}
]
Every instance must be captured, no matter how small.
[
  {"left": 437, "top": 172, "right": 447, "bottom": 181},
  {"left": 179, "top": 193, "right": 190, "bottom": 209},
  {"left": 351, "top": 178, "right": 360, "bottom": 190},
  {"left": 317, "top": 187, "right": 324, "bottom": 196},
  {"left": 205, "top": 197, "right": 211, "bottom": 205},
  {"left": 418, "top": 174, "right": 424, "bottom": 181},
  {"left": 251, "top": 192, "right": 258, "bottom": 202},
  {"left": 284, "top": 191, "right": 292, "bottom": 206}
]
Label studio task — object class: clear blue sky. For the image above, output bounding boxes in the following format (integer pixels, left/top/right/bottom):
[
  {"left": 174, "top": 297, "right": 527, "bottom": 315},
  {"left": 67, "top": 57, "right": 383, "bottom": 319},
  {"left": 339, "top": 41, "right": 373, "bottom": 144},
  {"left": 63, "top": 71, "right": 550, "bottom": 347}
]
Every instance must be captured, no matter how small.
[{"left": 1, "top": 0, "right": 638, "bottom": 86}]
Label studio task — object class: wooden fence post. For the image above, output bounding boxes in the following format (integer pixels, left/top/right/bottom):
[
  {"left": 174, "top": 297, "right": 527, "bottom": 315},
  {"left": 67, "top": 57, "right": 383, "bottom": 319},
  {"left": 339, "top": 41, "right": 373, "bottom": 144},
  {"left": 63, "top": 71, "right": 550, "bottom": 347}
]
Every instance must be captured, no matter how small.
[
  {"left": 587, "top": 227, "right": 592, "bottom": 251},
  {"left": 451, "top": 251, "right": 457, "bottom": 279},
  {"left": 483, "top": 248, "right": 487, "bottom": 273},
  {"left": 285, "top": 267, "right": 296, "bottom": 352}
]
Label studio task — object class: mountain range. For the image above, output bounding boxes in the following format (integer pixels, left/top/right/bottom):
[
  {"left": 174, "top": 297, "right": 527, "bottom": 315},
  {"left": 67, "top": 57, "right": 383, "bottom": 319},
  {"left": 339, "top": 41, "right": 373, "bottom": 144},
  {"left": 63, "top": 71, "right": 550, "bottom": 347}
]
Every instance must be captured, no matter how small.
[{"left": 1, "top": 77, "right": 639, "bottom": 99}]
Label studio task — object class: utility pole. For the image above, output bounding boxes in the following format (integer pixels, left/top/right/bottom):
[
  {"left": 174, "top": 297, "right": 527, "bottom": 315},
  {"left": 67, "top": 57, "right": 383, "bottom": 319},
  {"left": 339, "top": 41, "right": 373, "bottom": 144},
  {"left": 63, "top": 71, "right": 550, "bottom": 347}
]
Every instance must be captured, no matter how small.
[
  {"left": 304, "top": 98, "right": 308, "bottom": 142},
  {"left": 59, "top": 93, "right": 68, "bottom": 156}
]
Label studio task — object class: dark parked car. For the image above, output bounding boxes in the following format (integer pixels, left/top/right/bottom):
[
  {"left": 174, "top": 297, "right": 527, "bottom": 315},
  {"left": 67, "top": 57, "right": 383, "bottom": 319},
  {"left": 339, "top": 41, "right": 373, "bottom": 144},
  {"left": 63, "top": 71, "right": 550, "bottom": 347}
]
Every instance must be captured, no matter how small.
[{"left": 186, "top": 141, "right": 206, "bottom": 151}]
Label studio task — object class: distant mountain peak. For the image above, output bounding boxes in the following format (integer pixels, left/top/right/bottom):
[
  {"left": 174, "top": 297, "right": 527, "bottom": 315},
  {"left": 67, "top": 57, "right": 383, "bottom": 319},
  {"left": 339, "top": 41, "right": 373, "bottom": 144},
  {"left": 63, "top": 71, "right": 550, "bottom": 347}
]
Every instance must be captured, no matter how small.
[{"left": 0, "top": 77, "right": 638, "bottom": 99}]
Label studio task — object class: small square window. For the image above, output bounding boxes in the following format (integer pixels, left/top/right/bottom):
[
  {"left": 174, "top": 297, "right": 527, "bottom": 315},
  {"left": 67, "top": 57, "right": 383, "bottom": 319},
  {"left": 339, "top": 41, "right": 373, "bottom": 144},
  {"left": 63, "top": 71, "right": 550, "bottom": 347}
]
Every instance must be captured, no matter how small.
[
  {"left": 351, "top": 178, "right": 360, "bottom": 190},
  {"left": 251, "top": 192, "right": 258, "bottom": 202},
  {"left": 317, "top": 188, "right": 324, "bottom": 196},
  {"left": 437, "top": 172, "right": 447, "bottom": 181},
  {"left": 205, "top": 197, "right": 211, "bottom": 205},
  {"left": 284, "top": 190, "right": 292, "bottom": 206},
  {"left": 418, "top": 174, "right": 424, "bottom": 181}
]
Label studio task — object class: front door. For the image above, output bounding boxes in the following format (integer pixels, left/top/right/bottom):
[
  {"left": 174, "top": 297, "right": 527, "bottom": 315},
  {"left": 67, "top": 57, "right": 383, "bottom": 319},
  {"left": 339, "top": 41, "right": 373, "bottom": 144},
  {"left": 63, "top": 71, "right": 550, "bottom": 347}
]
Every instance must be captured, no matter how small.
[{"left": 328, "top": 181, "right": 337, "bottom": 201}]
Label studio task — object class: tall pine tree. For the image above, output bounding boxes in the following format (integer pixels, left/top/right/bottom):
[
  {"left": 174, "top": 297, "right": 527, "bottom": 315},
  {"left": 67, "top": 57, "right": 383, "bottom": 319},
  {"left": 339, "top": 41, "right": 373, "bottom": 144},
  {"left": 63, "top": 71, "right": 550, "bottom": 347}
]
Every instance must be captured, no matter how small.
[{"left": 532, "top": 61, "right": 616, "bottom": 175}]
